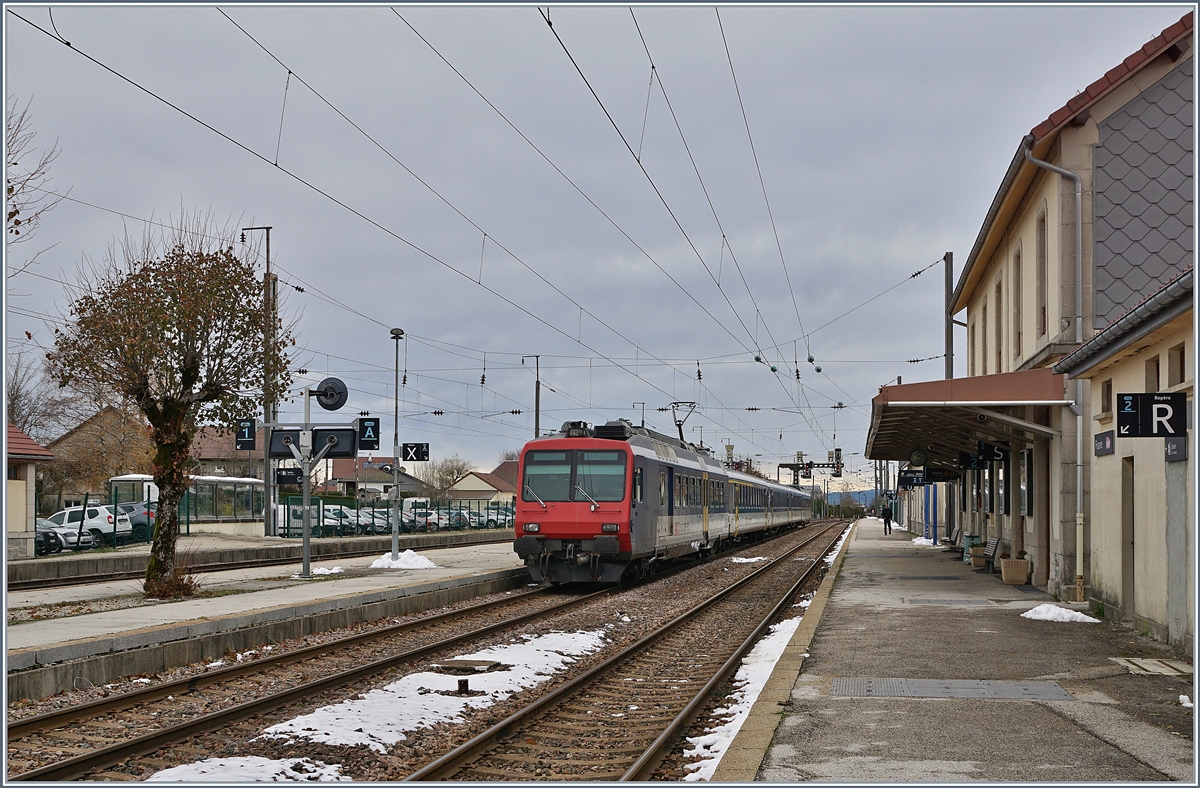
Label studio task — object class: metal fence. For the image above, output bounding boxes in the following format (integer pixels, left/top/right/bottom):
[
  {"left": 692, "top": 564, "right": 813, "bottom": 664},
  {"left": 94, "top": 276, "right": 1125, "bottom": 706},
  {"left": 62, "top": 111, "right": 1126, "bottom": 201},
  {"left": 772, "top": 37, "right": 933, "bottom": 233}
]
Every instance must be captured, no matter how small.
[{"left": 274, "top": 497, "right": 516, "bottom": 539}]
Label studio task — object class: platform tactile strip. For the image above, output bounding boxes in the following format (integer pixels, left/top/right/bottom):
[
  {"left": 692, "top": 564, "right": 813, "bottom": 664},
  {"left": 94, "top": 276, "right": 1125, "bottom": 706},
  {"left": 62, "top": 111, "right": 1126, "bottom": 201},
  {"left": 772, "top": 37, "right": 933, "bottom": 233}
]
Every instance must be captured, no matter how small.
[{"left": 831, "top": 678, "right": 1075, "bottom": 701}]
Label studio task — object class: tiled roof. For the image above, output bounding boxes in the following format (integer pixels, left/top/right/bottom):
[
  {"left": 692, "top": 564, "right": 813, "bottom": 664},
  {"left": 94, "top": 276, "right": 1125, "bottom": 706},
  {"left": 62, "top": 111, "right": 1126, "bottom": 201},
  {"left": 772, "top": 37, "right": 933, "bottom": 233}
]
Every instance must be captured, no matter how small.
[
  {"left": 952, "top": 11, "right": 1194, "bottom": 314},
  {"left": 491, "top": 460, "right": 519, "bottom": 487},
  {"left": 192, "top": 425, "right": 263, "bottom": 460},
  {"left": 464, "top": 471, "right": 517, "bottom": 494},
  {"left": 7, "top": 423, "right": 54, "bottom": 462},
  {"left": 1031, "top": 12, "right": 1193, "bottom": 141},
  {"left": 1055, "top": 266, "right": 1193, "bottom": 377}
]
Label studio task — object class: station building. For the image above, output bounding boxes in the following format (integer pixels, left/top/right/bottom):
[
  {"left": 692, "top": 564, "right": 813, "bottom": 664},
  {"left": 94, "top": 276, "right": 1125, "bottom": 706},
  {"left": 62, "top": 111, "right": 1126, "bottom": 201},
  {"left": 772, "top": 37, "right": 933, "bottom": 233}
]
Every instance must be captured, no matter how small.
[{"left": 867, "top": 12, "right": 1193, "bottom": 650}]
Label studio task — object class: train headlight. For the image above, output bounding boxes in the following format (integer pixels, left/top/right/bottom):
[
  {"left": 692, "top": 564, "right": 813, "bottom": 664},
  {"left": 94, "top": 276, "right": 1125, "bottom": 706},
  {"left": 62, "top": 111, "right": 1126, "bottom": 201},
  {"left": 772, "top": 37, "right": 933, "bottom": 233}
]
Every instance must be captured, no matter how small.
[
  {"left": 601, "top": 523, "right": 619, "bottom": 533},
  {"left": 523, "top": 523, "right": 540, "bottom": 533}
]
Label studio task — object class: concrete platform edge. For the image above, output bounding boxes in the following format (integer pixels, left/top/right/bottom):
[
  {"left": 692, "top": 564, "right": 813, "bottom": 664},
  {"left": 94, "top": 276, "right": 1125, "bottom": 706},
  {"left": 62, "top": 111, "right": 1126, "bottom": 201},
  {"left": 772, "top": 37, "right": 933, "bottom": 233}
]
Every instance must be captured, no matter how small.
[
  {"left": 7, "top": 530, "right": 511, "bottom": 583},
  {"left": 710, "top": 519, "right": 856, "bottom": 782},
  {"left": 7, "top": 568, "right": 530, "bottom": 701}
]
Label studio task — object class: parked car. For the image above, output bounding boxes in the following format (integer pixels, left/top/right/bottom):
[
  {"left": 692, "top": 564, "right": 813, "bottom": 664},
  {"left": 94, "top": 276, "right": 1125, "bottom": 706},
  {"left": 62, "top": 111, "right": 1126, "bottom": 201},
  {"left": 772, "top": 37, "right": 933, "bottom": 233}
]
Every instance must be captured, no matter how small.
[
  {"left": 44, "top": 505, "right": 132, "bottom": 546},
  {"left": 117, "top": 501, "right": 157, "bottom": 541},
  {"left": 36, "top": 518, "right": 97, "bottom": 551},
  {"left": 34, "top": 525, "right": 60, "bottom": 555},
  {"left": 486, "top": 511, "right": 514, "bottom": 529}
]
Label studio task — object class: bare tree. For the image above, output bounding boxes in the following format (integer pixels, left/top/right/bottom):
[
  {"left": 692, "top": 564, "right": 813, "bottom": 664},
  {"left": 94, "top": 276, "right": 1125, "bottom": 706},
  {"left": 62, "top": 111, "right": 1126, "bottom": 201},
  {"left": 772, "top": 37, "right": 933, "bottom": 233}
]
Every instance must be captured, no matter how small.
[
  {"left": 498, "top": 449, "right": 520, "bottom": 464},
  {"left": 413, "top": 455, "right": 476, "bottom": 500},
  {"left": 47, "top": 213, "right": 294, "bottom": 597},
  {"left": 6, "top": 94, "right": 64, "bottom": 248}
]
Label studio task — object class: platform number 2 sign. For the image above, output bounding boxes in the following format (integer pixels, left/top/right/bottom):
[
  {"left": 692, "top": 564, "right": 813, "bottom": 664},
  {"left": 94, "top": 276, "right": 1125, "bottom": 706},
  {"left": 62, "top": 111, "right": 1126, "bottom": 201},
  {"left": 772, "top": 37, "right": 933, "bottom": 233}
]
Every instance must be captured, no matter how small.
[{"left": 1117, "top": 392, "right": 1187, "bottom": 438}]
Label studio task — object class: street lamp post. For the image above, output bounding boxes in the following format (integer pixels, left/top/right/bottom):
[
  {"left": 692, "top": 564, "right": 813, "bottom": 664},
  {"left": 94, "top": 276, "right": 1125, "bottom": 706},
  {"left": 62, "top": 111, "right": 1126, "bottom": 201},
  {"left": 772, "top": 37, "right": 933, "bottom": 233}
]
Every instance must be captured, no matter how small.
[
  {"left": 391, "top": 328, "right": 404, "bottom": 561},
  {"left": 242, "top": 225, "right": 274, "bottom": 537}
]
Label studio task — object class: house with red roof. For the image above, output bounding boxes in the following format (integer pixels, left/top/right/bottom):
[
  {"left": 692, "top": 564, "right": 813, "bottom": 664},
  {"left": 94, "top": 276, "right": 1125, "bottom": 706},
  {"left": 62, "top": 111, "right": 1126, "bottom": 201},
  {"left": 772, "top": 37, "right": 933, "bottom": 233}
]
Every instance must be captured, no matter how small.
[
  {"left": 7, "top": 423, "right": 54, "bottom": 559},
  {"left": 447, "top": 470, "right": 517, "bottom": 506},
  {"left": 869, "top": 12, "right": 1192, "bottom": 648}
]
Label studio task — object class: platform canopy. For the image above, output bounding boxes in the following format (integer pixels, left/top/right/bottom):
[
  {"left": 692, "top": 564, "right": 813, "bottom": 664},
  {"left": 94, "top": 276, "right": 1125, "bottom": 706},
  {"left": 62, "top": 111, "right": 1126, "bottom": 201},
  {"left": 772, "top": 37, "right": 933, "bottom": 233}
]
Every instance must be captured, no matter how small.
[{"left": 865, "top": 368, "right": 1072, "bottom": 470}]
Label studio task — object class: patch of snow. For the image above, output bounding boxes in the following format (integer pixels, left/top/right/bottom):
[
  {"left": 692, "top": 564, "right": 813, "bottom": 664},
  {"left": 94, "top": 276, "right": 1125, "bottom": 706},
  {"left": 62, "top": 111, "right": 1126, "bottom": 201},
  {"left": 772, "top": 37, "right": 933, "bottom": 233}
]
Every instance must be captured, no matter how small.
[
  {"left": 256, "top": 629, "right": 608, "bottom": 751},
  {"left": 205, "top": 661, "right": 224, "bottom": 669},
  {"left": 133, "top": 678, "right": 151, "bottom": 684},
  {"left": 823, "top": 527, "right": 851, "bottom": 564},
  {"left": 1020, "top": 604, "right": 1101, "bottom": 623},
  {"left": 683, "top": 616, "right": 804, "bottom": 781},
  {"left": 370, "top": 550, "right": 438, "bottom": 570},
  {"left": 731, "top": 556, "right": 768, "bottom": 563},
  {"left": 309, "top": 566, "right": 343, "bottom": 576},
  {"left": 1180, "top": 695, "right": 1193, "bottom": 708},
  {"left": 910, "top": 537, "right": 936, "bottom": 547},
  {"left": 147, "top": 756, "right": 348, "bottom": 782}
]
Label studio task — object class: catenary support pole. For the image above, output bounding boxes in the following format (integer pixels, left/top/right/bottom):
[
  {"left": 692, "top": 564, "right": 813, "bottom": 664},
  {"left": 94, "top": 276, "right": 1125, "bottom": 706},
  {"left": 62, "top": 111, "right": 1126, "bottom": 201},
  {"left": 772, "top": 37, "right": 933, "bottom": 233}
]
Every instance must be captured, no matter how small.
[
  {"left": 391, "top": 328, "right": 404, "bottom": 561},
  {"left": 944, "top": 251, "right": 954, "bottom": 380}
]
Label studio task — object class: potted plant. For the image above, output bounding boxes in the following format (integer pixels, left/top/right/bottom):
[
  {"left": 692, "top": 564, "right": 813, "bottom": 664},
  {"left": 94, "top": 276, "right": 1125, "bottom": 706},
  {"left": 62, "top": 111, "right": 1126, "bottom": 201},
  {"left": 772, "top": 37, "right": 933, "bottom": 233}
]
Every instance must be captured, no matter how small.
[{"left": 1002, "top": 550, "right": 1030, "bottom": 585}]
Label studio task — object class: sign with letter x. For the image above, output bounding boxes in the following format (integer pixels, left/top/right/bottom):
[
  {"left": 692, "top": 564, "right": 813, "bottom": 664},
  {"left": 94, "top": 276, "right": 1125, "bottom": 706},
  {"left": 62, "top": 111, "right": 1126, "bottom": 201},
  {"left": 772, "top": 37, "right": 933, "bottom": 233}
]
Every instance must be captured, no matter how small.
[
  {"left": 1117, "top": 392, "right": 1187, "bottom": 438},
  {"left": 402, "top": 442, "right": 430, "bottom": 462}
]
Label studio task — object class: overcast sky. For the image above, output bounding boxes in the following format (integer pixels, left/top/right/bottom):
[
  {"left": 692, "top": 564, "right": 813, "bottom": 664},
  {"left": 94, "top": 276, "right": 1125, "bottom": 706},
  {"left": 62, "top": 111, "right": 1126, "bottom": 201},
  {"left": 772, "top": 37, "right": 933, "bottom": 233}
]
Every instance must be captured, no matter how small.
[{"left": 4, "top": 3, "right": 1191, "bottom": 483}]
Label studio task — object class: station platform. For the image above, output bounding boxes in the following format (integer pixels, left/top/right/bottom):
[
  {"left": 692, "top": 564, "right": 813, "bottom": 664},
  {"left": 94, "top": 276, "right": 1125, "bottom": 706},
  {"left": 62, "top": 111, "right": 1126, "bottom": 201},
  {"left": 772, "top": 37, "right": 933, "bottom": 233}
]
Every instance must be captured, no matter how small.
[
  {"left": 6, "top": 532, "right": 527, "bottom": 701},
  {"left": 715, "top": 518, "right": 1195, "bottom": 782}
]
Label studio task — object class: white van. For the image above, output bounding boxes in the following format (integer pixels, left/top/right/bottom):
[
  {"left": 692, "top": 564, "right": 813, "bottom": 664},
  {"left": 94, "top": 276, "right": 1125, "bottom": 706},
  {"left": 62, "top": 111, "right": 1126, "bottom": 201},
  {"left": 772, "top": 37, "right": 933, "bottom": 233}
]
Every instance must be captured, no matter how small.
[{"left": 402, "top": 497, "right": 431, "bottom": 514}]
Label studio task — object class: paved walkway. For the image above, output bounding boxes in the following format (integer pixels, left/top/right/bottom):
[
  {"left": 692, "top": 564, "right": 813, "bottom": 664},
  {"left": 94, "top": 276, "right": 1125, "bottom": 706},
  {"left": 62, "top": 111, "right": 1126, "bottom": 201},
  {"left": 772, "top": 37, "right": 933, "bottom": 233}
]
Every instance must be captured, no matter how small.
[{"left": 717, "top": 519, "right": 1195, "bottom": 782}]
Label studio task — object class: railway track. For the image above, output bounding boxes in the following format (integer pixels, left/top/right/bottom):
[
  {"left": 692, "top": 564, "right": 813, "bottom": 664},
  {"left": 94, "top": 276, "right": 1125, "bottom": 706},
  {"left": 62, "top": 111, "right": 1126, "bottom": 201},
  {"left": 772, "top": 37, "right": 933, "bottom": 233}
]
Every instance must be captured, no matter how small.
[
  {"left": 7, "top": 585, "right": 602, "bottom": 780},
  {"left": 7, "top": 520, "right": 843, "bottom": 780},
  {"left": 7, "top": 534, "right": 515, "bottom": 591},
  {"left": 404, "top": 519, "right": 849, "bottom": 781}
]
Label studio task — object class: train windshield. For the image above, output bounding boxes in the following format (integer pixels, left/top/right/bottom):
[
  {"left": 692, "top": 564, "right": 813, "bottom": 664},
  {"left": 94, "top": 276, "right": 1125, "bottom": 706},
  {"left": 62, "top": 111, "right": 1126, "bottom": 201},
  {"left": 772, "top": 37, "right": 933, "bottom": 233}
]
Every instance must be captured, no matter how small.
[
  {"left": 523, "top": 450, "right": 628, "bottom": 503},
  {"left": 576, "top": 451, "right": 626, "bottom": 502}
]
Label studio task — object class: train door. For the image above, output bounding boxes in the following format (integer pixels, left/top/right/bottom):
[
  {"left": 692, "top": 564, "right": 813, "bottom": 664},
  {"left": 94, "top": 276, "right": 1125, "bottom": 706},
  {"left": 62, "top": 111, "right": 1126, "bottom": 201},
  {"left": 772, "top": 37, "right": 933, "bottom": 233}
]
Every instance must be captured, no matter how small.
[
  {"left": 701, "top": 472, "right": 709, "bottom": 545},
  {"left": 732, "top": 482, "right": 740, "bottom": 536},
  {"left": 666, "top": 467, "right": 675, "bottom": 536}
]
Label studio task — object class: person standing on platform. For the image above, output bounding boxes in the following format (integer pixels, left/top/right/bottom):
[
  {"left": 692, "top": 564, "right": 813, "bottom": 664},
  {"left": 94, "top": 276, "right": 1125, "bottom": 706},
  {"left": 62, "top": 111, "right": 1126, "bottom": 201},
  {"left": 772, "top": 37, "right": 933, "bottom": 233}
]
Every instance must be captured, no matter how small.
[{"left": 882, "top": 505, "right": 893, "bottom": 535}]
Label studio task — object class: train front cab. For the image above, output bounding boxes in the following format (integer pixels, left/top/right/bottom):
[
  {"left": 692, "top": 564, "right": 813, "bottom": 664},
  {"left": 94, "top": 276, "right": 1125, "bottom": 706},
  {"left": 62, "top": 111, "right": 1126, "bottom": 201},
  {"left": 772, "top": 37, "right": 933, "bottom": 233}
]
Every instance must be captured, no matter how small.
[{"left": 513, "top": 440, "right": 635, "bottom": 583}]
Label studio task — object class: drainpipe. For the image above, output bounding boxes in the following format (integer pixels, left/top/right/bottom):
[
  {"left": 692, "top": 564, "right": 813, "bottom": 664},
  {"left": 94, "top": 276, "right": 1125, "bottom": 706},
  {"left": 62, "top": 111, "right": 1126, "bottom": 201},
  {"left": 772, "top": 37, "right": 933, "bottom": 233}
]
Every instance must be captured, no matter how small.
[{"left": 1023, "top": 134, "right": 1086, "bottom": 602}]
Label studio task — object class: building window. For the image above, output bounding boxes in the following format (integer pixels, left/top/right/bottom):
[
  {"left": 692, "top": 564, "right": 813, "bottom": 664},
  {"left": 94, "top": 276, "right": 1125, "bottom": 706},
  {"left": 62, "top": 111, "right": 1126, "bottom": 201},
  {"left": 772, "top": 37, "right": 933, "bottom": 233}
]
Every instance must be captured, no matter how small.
[
  {"left": 995, "top": 278, "right": 1004, "bottom": 373},
  {"left": 1101, "top": 379, "right": 1112, "bottom": 414},
  {"left": 1036, "top": 211, "right": 1047, "bottom": 337},
  {"left": 1012, "top": 248, "right": 1022, "bottom": 359},
  {"left": 1168, "top": 343, "right": 1186, "bottom": 387},
  {"left": 969, "top": 323, "right": 976, "bottom": 376},
  {"left": 981, "top": 299, "right": 989, "bottom": 375},
  {"left": 1146, "top": 356, "right": 1160, "bottom": 393},
  {"left": 7, "top": 465, "right": 20, "bottom": 481}
]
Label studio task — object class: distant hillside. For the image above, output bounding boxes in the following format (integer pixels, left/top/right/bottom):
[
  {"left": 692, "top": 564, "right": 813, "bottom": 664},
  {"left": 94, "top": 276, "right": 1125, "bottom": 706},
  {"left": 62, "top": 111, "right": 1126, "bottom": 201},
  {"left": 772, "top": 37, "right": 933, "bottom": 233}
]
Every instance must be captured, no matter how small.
[{"left": 829, "top": 489, "right": 878, "bottom": 507}]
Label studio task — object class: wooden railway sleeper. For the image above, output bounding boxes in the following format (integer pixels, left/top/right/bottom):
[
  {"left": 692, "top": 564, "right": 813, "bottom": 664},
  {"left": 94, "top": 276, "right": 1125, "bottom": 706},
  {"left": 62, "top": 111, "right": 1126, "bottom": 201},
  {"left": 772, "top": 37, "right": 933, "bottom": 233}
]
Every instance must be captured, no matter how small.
[{"left": 402, "top": 521, "right": 846, "bottom": 781}]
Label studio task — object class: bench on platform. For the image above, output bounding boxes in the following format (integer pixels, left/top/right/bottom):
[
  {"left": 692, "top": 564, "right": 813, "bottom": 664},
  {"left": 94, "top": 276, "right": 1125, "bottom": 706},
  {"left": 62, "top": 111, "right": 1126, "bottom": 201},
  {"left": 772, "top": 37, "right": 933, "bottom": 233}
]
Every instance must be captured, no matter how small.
[
  {"left": 940, "top": 524, "right": 961, "bottom": 553},
  {"left": 980, "top": 537, "right": 1001, "bottom": 574}
]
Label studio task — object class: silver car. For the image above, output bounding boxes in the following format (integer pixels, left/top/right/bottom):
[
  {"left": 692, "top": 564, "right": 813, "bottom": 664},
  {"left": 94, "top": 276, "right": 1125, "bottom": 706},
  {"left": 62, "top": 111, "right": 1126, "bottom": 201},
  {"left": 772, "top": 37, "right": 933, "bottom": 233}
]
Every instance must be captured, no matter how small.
[
  {"left": 44, "top": 505, "right": 132, "bottom": 546},
  {"left": 36, "top": 518, "right": 97, "bottom": 550}
]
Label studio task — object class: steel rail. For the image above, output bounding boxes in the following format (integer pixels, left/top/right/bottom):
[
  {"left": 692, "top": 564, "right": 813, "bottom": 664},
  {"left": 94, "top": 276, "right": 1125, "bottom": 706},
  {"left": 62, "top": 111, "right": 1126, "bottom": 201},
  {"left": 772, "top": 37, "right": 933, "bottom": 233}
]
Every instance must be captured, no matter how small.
[
  {"left": 8, "top": 535, "right": 514, "bottom": 591},
  {"left": 7, "top": 585, "right": 554, "bottom": 739},
  {"left": 9, "top": 586, "right": 611, "bottom": 781},
  {"left": 622, "top": 520, "right": 850, "bottom": 780},
  {"left": 402, "top": 519, "right": 847, "bottom": 781}
]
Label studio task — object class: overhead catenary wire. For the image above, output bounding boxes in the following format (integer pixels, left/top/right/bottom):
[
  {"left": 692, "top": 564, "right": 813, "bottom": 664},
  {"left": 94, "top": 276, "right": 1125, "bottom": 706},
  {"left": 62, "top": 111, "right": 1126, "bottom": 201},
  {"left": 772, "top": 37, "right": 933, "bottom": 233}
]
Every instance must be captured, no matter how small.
[
  {"left": 11, "top": 10, "right": 895, "bottom": 461},
  {"left": 628, "top": 8, "right": 809, "bottom": 425},
  {"left": 539, "top": 6, "right": 772, "bottom": 365},
  {"left": 213, "top": 5, "right": 780, "bottom": 450},
  {"left": 13, "top": 185, "right": 790, "bottom": 455},
  {"left": 715, "top": 7, "right": 809, "bottom": 352}
]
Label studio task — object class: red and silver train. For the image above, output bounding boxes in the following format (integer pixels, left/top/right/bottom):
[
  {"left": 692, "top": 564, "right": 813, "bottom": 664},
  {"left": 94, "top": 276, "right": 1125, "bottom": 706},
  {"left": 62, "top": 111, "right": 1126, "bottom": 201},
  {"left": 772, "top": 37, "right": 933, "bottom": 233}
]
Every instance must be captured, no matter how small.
[{"left": 513, "top": 420, "right": 813, "bottom": 584}]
